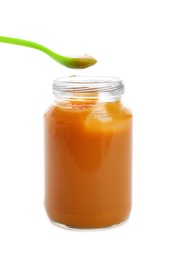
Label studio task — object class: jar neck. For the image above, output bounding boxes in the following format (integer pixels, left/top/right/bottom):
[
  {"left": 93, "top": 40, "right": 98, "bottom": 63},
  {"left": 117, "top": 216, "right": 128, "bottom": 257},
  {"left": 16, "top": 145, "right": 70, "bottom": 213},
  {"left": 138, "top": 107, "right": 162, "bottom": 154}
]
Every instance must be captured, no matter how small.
[
  {"left": 52, "top": 76, "right": 124, "bottom": 103},
  {"left": 54, "top": 90, "right": 122, "bottom": 103}
]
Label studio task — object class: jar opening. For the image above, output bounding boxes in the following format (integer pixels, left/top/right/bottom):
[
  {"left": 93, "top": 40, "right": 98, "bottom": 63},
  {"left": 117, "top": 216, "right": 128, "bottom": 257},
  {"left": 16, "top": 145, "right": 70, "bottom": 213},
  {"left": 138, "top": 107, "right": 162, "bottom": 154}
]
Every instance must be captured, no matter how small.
[
  {"left": 53, "top": 76, "right": 124, "bottom": 102},
  {"left": 53, "top": 76, "right": 124, "bottom": 93}
]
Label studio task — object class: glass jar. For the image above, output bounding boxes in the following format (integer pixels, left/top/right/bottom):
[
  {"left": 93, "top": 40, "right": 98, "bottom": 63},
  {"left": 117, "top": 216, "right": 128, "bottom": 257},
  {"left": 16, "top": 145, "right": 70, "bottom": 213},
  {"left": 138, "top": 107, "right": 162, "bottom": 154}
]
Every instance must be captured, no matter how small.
[{"left": 44, "top": 76, "right": 132, "bottom": 229}]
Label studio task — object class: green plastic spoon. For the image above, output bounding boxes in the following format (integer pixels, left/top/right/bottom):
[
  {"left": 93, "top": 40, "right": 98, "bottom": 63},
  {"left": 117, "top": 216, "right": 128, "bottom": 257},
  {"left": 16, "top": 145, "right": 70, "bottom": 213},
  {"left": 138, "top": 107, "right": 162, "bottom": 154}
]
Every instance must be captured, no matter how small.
[{"left": 0, "top": 36, "right": 97, "bottom": 69}]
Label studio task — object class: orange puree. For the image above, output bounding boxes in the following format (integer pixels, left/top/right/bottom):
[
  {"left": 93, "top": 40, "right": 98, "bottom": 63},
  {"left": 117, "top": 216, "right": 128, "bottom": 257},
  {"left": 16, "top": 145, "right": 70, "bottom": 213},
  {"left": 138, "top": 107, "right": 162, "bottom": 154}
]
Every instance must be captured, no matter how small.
[{"left": 44, "top": 100, "right": 132, "bottom": 228}]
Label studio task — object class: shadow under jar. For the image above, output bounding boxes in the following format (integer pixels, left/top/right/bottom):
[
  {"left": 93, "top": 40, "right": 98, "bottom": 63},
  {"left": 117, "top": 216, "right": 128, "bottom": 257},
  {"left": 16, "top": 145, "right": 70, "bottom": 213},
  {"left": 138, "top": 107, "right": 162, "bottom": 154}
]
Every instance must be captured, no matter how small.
[{"left": 44, "top": 76, "right": 132, "bottom": 230}]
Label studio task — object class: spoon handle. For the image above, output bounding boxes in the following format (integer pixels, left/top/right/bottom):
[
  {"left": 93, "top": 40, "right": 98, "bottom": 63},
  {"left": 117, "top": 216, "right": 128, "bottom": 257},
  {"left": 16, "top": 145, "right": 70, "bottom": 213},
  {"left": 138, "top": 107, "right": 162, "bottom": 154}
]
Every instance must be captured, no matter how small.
[{"left": 0, "top": 36, "right": 65, "bottom": 65}]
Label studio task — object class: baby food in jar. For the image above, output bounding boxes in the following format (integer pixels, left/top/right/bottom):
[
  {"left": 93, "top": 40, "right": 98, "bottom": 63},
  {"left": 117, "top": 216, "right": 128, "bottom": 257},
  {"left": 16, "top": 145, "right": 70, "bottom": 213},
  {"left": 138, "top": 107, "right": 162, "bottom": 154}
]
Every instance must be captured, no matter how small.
[{"left": 44, "top": 76, "right": 132, "bottom": 229}]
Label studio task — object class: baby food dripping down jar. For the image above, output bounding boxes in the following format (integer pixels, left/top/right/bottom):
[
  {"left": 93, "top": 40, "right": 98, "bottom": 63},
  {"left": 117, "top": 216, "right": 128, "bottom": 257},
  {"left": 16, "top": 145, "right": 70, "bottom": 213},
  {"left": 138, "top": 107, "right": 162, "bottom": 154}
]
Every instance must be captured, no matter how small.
[{"left": 44, "top": 76, "right": 132, "bottom": 230}]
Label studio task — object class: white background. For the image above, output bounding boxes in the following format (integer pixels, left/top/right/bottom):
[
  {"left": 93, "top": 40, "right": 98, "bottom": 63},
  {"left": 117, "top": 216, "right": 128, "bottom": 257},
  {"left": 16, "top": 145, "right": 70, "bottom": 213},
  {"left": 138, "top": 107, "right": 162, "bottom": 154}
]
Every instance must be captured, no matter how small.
[{"left": 0, "top": 0, "right": 173, "bottom": 259}]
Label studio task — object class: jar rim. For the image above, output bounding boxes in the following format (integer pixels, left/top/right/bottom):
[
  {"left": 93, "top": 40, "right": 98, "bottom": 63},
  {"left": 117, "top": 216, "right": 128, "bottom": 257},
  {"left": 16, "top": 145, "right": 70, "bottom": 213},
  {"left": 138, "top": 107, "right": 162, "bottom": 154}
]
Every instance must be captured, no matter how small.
[{"left": 53, "top": 76, "right": 124, "bottom": 94}]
